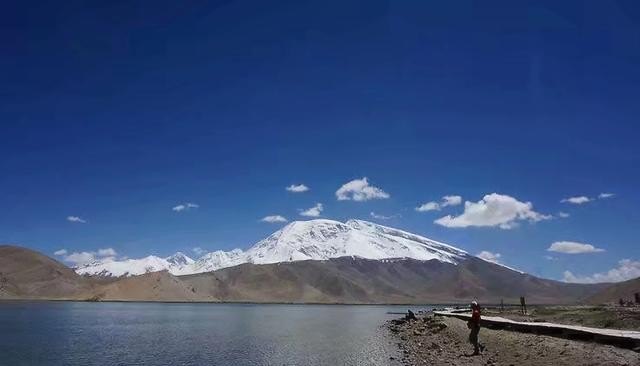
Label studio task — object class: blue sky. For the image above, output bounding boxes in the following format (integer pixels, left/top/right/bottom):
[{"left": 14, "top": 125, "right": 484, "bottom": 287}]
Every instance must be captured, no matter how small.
[{"left": 1, "top": 1, "right": 639, "bottom": 282}]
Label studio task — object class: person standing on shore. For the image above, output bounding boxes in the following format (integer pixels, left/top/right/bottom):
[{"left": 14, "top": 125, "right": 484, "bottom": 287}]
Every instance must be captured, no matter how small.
[{"left": 467, "top": 300, "right": 485, "bottom": 355}]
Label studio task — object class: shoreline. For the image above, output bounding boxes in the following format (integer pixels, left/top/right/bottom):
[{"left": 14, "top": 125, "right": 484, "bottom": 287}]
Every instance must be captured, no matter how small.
[
  {"left": 0, "top": 298, "right": 465, "bottom": 306},
  {"left": 0, "top": 298, "right": 580, "bottom": 309},
  {"left": 0, "top": 298, "right": 444, "bottom": 305},
  {"left": 386, "top": 312, "right": 639, "bottom": 365}
]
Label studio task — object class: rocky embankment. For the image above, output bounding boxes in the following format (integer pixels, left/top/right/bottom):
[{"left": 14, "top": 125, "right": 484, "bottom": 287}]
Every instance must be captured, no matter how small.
[{"left": 387, "top": 312, "right": 639, "bottom": 366}]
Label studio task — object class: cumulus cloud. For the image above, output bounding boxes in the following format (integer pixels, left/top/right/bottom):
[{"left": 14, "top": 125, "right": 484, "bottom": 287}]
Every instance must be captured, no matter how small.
[
  {"left": 598, "top": 192, "right": 615, "bottom": 199},
  {"left": 557, "top": 212, "right": 570, "bottom": 218},
  {"left": 434, "top": 193, "right": 551, "bottom": 229},
  {"left": 370, "top": 212, "right": 400, "bottom": 220},
  {"left": 97, "top": 248, "right": 117, "bottom": 257},
  {"left": 442, "top": 195, "right": 462, "bottom": 207},
  {"left": 299, "top": 203, "right": 323, "bottom": 217},
  {"left": 260, "top": 215, "right": 288, "bottom": 223},
  {"left": 286, "top": 184, "right": 309, "bottom": 193},
  {"left": 63, "top": 252, "right": 96, "bottom": 266},
  {"left": 477, "top": 251, "right": 502, "bottom": 263},
  {"left": 547, "top": 241, "right": 604, "bottom": 254},
  {"left": 172, "top": 203, "right": 199, "bottom": 212},
  {"left": 192, "top": 247, "right": 206, "bottom": 256},
  {"left": 416, "top": 195, "right": 463, "bottom": 212},
  {"left": 415, "top": 201, "right": 440, "bottom": 212},
  {"left": 563, "top": 259, "right": 640, "bottom": 283},
  {"left": 336, "top": 178, "right": 389, "bottom": 201},
  {"left": 67, "top": 216, "right": 86, "bottom": 223},
  {"left": 561, "top": 196, "right": 592, "bottom": 205},
  {"left": 60, "top": 248, "right": 119, "bottom": 266}
]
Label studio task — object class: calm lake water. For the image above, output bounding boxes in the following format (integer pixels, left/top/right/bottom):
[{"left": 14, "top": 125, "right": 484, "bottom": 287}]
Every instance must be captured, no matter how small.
[{"left": 0, "top": 302, "right": 434, "bottom": 366}]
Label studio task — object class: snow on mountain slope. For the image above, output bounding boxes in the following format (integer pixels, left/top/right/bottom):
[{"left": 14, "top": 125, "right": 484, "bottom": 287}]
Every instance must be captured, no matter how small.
[
  {"left": 190, "top": 249, "right": 245, "bottom": 273},
  {"left": 76, "top": 253, "right": 195, "bottom": 277},
  {"left": 166, "top": 252, "right": 194, "bottom": 267},
  {"left": 75, "top": 219, "right": 474, "bottom": 277},
  {"left": 244, "top": 219, "right": 468, "bottom": 265}
]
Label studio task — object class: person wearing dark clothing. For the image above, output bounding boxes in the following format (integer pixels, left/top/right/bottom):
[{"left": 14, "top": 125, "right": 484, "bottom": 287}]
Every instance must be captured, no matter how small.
[
  {"left": 406, "top": 309, "right": 417, "bottom": 321},
  {"left": 467, "top": 301, "right": 485, "bottom": 355}
]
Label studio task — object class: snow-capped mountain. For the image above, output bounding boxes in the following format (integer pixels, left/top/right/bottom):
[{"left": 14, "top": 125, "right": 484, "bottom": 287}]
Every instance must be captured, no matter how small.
[
  {"left": 244, "top": 219, "right": 468, "bottom": 265},
  {"left": 166, "top": 252, "right": 194, "bottom": 267},
  {"left": 75, "top": 219, "right": 472, "bottom": 277},
  {"left": 76, "top": 253, "right": 196, "bottom": 277},
  {"left": 190, "top": 249, "right": 245, "bottom": 273}
]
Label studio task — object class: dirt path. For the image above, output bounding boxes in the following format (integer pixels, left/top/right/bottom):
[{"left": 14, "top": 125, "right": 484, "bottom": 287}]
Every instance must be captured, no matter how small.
[
  {"left": 387, "top": 314, "right": 639, "bottom": 366},
  {"left": 483, "top": 305, "right": 640, "bottom": 331}
]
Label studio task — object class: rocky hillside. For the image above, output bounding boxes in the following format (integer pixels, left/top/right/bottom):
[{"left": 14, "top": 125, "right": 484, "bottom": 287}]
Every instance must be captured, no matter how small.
[
  {"left": 90, "top": 271, "right": 215, "bottom": 302},
  {"left": 180, "top": 256, "right": 605, "bottom": 304},
  {"left": 1, "top": 245, "right": 608, "bottom": 304},
  {"left": 0, "top": 245, "right": 98, "bottom": 299},
  {"left": 586, "top": 277, "right": 640, "bottom": 304}
]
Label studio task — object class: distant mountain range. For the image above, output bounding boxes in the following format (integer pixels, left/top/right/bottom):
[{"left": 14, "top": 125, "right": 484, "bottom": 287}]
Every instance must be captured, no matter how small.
[
  {"left": 1, "top": 219, "right": 633, "bottom": 304},
  {"left": 77, "top": 219, "right": 481, "bottom": 277}
]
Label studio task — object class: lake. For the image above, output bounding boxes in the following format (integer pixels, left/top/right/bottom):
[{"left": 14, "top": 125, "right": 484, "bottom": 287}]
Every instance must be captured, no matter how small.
[{"left": 0, "top": 302, "right": 433, "bottom": 365}]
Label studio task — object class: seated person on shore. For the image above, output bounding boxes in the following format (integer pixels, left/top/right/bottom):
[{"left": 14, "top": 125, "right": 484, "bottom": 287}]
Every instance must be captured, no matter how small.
[{"left": 467, "top": 300, "right": 486, "bottom": 355}]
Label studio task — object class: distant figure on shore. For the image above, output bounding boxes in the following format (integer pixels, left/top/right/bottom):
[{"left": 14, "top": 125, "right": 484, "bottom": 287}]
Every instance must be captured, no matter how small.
[
  {"left": 406, "top": 309, "right": 417, "bottom": 321},
  {"left": 467, "top": 300, "right": 485, "bottom": 356}
]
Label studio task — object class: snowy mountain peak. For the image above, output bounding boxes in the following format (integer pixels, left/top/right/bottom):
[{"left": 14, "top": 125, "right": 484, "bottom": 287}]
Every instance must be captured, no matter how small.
[
  {"left": 165, "top": 252, "right": 194, "bottom": 266},
  {"left": 75, "top": 219, "right": 474, "bottom": 277},
  {"left": 191, "top": 249, "right": 245, "bottom": 273},
  {"left": 245, "top": 218, "right": 469, "bottom": 265},
  {"left": 76, "top": 255, "right": 173, "bottom": 277}
]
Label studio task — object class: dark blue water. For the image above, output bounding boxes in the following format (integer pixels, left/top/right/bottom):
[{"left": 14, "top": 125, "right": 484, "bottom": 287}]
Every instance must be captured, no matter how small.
[{"left": 0, "top": 302, "right": 432, "bottom": 366}]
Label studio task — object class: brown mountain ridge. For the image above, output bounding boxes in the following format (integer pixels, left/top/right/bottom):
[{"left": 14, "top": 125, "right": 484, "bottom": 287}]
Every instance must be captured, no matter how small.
[{"left": 0, "top": 245, "right": 617, "bottom": 304}]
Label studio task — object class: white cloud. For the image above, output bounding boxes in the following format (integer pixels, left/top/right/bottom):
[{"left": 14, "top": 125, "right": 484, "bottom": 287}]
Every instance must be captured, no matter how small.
[
  {"left": 97, "top": 248, "right": 117, "bottom": 257},
  {"left": 370, "top": 212, "right": 400, "bottom": 220},
  {"left": 560, "top": 193, "right": 614, "bottom": 204},
  {"left": 415, "top": 201, "right": 440, "bottom": 212},
  {"left": 286, "top": 184, "right": 309, "bottom": 193},
  {"left": 299, "top": 203, "right": 323, "bottom": 217},
  {"left": 557, "top": 212, "right": 570, "bottom": 218},
  {"left": 67, "top": 216, "right": 86, "bottom": 223},
  {"left": 442, "top": 195, "right": 462, "bottom": 207},
  {"left": 336, "top": 178, "right": 390, "bottom": 201},
  {"left": 59, "top": 248, "right": 119, "bottom": 266},
  {"left": 434, "top": 193, "right": 551, "bottom": 229},
  {"left": 477, "top": 251, "right": 502, "bottom": 263},
  {"left": 63, "top": 251, "right": 96, "bottom": 266},
  {"left": 547, "top": 241, "right": 604, "bottom": 254},
  {"left": 544, "top": 255, "right": 558, "bottom": 261},
  {"left": 192, "top": 247, "right": 206, "bottom": 256},
  {"left": 563, "top": 259, "right": 640, "bottom": 283},
  {"left": 260, "top": 215, "right": 288, "bottom": 223},
  {"left": 561, "top": 196, "right": 592, "bottom": 205},
  {"left": 172, "top": 203, "right": 199, "bottom": 212},
  {"left": 416, "top": 195, "right": 463, "bottom": 212}
]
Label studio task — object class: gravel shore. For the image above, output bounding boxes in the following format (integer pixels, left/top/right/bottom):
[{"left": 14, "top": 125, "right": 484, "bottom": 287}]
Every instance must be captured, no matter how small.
[{"left": 387, "top": 313, "right": 639, "bottom": 366}]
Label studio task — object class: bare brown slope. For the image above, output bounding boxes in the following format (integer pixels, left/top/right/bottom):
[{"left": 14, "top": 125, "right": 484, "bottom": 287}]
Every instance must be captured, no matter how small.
[
  {"left": 586, "top": 276, "right": 640, "bottom": 304},
  {"left": 1, "top": 246, "right": 606, "bottom": 304},
  {"left": 0, "top": 246, "right": 211, "bottom": 302},
  {"left": 0, "top": 245, "right": 96, "bottom": 299},
  {"left": 91, "top": 270, "right": 216, "bottom": 302},
  {"left": 181, "top": 257, "right": 606, "bottom": 304}
]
